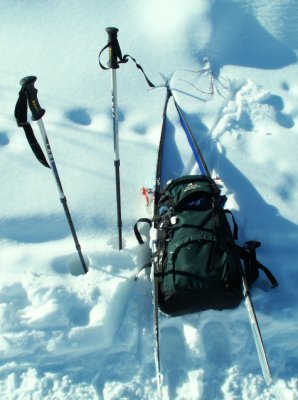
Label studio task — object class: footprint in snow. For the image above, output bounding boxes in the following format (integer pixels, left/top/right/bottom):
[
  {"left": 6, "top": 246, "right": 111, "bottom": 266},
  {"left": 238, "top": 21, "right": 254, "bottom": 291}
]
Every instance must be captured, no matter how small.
[
  {"left": 201, "top": 321, "right": 231, "bottom": 400},
  {"left": 276, "top": 173, "right": 296, "bottom": 202},
  {"left": 202, "top": 321, "right": 231, "bottom": 367},
  {"left": 259, "top": 94, "right": 294, "bottom": 129},
  {"left": 133, "top": 123, "right": 147, "bottom": 135},
  {"left": 281, "top": 81, "right": 289, "bottom": 91},
  {"left": 0, "top": 131, "right": 9, "bottom": 146},
  {"left": 65, "top": 108, "right": 92, "bottom": 126},
  {"left": 161, "top": 325, "right": 188, "bottom": 399}
]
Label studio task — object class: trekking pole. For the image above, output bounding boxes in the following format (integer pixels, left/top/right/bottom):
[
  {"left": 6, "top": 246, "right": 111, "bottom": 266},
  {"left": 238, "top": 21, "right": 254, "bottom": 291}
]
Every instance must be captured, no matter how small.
[
  {"left": 105, "top": 27, "right": 123, "bottom": 250},
  {"left": 98, "top": 27, "right": 157, "bottom": 249},
  {"left": 17, "top": 76, "right": 89, "bottom": 274}
]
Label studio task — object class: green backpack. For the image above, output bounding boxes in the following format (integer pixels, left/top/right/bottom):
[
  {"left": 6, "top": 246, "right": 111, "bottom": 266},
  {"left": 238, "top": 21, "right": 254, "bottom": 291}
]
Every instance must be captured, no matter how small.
[{"left": 135, "top": 175, "right": 278, "bottom": 316}]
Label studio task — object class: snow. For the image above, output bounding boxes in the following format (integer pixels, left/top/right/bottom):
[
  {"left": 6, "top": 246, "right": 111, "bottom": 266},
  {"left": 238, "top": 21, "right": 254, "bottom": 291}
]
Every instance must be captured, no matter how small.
[{"left": 0, "top": 0, "right": 298, "bottom": 399}]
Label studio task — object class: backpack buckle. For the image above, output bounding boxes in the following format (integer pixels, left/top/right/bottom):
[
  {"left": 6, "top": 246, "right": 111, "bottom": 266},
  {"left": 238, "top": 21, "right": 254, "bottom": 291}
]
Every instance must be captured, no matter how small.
[{"left": 170, "top": 216, "right": 178, "bottom": 225}]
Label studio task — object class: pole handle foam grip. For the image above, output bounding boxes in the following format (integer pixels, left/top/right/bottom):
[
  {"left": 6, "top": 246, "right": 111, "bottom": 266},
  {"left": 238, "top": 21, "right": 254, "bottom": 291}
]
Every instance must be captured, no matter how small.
[
  {"left": 19, "top": 76, "right": 45, "bottom": 121},
  {"left": 105, "top": 27, "right": 122, "bottom": 69}
]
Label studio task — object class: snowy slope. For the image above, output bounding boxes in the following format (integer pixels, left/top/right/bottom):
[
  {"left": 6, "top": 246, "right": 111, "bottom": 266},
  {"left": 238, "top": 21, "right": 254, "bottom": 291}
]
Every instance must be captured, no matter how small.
[{"left": 0, "top": 1, "right": 298, "bottom": 399}]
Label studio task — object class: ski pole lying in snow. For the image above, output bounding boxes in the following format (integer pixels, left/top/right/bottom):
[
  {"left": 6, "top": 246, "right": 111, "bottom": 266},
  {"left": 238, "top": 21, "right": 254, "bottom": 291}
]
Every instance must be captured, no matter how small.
[{"left": 14, "top": 76, "right": 89, "bottom": 275}]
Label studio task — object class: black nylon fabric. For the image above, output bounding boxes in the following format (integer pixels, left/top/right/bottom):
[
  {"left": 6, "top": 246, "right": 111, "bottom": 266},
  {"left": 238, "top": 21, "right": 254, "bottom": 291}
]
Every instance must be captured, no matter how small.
[
  {"left": 155, "top": 176, "right": 245, "bottom": 316},
  {"left": 98, "top": 41, "right": 156, "bottom": 88},
  {"left": 14, "top": 88, "right": 50, "bottom": 168}
]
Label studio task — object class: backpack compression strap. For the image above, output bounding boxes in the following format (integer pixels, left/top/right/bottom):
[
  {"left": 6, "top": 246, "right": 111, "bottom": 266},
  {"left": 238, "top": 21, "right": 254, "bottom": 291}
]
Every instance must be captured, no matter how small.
[
  {"left": 134, "top": 218, "right": 152, "bottom": 244},
  {"left": 14, "top": 86, "right": 50, "bottom": 168}
]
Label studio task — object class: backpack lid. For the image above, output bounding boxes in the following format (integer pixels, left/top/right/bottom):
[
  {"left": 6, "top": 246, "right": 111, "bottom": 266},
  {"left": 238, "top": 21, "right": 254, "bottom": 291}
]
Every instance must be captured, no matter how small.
[{"left": 164, "top": 175, "right": 220, "bottom": 207}]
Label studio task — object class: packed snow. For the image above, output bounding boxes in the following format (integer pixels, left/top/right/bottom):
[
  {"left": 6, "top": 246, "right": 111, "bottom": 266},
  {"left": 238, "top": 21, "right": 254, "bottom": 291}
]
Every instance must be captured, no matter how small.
[{"left": 1, "top": 1, "right": 298, "bottom": 399}]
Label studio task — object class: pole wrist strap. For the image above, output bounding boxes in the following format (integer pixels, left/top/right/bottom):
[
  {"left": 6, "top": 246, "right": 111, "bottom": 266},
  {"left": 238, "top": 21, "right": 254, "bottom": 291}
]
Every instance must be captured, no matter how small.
[
  {"left": 14, "top": 87, "right": 50, "bottom": 168},
  {"left": 98, "top": 41, "right": 156, "bottom": 88}
]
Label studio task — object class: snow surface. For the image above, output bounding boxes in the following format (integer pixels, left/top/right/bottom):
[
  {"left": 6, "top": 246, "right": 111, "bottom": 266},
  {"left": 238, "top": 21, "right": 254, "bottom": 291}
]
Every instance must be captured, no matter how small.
[{"left": 1, "top": 0, "right": 298, "bottom": 399}]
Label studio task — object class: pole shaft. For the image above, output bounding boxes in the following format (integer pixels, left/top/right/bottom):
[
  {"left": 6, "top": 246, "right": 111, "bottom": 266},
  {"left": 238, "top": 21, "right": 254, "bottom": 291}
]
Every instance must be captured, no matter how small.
[
  {"left": 36, "top": 119, "right": 88, "bottom": 274},
  {"left": 37, "top": 119, "right": 64, "bottom": 198},
  {"left": 60, "top": 197, "right": 88, "bottom": 274},
  {"left": 242, "top": 276, "right": 272, "bottom": 384},
  {"left": 111, "top": 69, "right": 120, "bottom": 161},
  {"left": 115, "top": 160, "right": 122, "bottom": 250},
  {"left": 111, "top": 69, "right": 123, "bottom": 250}
]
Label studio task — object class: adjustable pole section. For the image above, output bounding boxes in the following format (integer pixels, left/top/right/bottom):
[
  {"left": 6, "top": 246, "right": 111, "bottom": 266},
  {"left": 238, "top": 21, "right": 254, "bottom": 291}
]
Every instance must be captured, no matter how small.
[
  {"left": 19, "top": 76, "right": 89, "bottom": 274},
  {"left": 106, "top": 27, "right": 123, "bottom": 250},
  {"left": 242, "top": 274, "right": 272, "bottom": 385}
]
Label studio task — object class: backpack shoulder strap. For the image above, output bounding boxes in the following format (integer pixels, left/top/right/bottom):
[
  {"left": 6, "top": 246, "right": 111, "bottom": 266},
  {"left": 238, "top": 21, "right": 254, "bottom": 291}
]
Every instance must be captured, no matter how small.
[{"left": 134, "top": 218, "right": 152, "bottom": 244}]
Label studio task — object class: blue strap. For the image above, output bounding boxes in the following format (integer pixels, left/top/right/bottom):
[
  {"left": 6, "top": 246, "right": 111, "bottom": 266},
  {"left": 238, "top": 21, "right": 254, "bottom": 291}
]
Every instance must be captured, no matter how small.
[{"left": 175, "top": 104, "right": 209, "bottom": 176}]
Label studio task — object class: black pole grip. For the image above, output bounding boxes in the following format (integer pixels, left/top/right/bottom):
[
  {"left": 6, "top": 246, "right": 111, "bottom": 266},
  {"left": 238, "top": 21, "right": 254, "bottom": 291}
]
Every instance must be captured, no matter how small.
[
  {"left": 19, "top": 76, "right": 45, "bottom": 121},
  {"left": 105, "top": 27, "right": 122, "bottom": 69}
]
